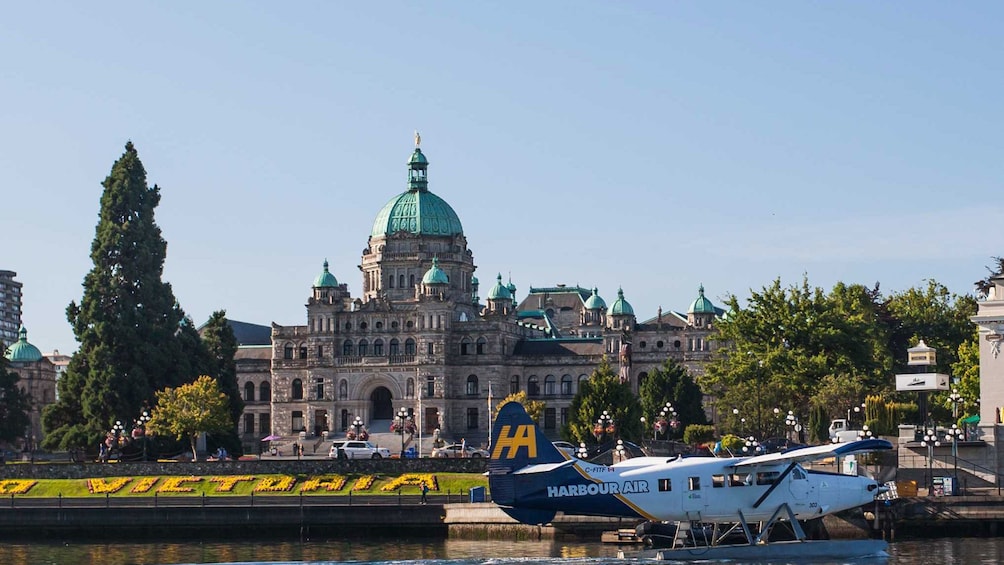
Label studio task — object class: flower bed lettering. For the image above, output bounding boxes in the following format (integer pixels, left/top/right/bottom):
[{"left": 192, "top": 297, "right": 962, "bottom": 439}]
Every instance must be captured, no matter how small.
[
  {"left": 301, "top": 475, "right": 347, "bottom": 492},
  {"left": 87, "top": 477, "right": 132, "bottom": 494},
  {"left": 131, "top": 477, "right": 158, "bottom": 493},
  {"left": 158, "top": 476, "right": 202, "bottom": 493},
  {"left": 0, "top": 480, "right": 37, "bottom": 495},
  {"left": 253, "top": 476, "right": 296, "bottom": 493},
  {"left": 380, "top": 473, "right": 438, "bottom": 492},
  {"left": 209, "top": 476, "right": 255, "bottom": 493},
  {"left": 352, "top": 475, "right": 376, "bottom": 491}
]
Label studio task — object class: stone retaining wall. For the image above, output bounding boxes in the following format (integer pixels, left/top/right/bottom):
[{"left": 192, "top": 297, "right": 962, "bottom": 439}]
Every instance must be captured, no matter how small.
[{"left": 0, "top": 458, "right": 488, "bottom": 479}]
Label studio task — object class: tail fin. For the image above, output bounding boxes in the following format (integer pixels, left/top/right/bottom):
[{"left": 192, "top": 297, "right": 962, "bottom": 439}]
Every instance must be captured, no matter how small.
[
  {"left": 489, "top": 401, "right": 564, "bottom": 523},
  {"left": 489, "top": 401, "right": 565, "bottom": 472}
]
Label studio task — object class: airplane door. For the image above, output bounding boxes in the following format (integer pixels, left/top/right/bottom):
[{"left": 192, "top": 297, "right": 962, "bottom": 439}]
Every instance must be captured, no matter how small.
[
  {"left": 682, "top": 475, "right": 706, "bottom": 517},
  {"left": 788, "top": 465, "right": 809, "bottom": 501}
]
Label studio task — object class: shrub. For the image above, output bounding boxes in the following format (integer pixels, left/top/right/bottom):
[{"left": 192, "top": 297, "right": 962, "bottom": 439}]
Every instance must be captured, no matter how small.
[{"left": 683, "top": 424, "right": 715, "bottom": 445}]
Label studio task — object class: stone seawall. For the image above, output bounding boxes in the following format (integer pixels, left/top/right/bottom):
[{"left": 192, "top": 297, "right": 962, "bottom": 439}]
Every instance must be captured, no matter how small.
[{"left": 0, "top": 458, "right": 488, "bottom": 479}]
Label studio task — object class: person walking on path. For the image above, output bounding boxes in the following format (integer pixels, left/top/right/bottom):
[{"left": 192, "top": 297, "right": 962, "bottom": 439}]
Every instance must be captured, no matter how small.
[
  {"left": 421, "top": 482, "right": 429, "bottom": 504},
  {"left": 461, "top": 438, "right": 466, "bottom": 458}
]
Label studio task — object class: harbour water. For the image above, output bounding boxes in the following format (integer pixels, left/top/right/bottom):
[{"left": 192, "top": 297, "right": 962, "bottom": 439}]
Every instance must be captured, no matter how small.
[{"left": 0, "top": 537, "right": 1000, "bottom": 565}]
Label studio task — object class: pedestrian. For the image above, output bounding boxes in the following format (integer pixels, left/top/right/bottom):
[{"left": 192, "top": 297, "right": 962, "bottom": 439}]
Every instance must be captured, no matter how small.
[
  {"left": 461, "top": 438, "right": 466, "bottom": 458},
  {"left": 421, "top": 482, "right": 429, "bottom": 504}
]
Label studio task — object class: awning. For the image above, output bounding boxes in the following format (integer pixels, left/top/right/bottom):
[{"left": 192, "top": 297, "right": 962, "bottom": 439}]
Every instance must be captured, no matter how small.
[{"left": 961, "top": 415, "right": 980, "bottom": 425}]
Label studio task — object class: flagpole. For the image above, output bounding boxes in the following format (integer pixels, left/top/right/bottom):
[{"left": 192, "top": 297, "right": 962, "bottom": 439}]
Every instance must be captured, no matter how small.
[
  {"left": 418, "top": 381, "right": 423, "bottom": 458},
  {"left": 488, "top": 382, "right": 493, "bottom": 448}
]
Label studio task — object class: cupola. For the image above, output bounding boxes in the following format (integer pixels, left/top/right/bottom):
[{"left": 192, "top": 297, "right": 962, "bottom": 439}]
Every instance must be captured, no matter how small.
[{"left": 4, "top": 325, "right": 42, "bottom": 363}]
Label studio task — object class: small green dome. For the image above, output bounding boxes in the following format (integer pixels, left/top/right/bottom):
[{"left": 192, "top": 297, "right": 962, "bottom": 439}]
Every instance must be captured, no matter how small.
[
  {"left": 313, "top": 259, "right": 339, "bottom": 288},
  {"left": 688, "top": 284, "right": 715, "bottom": 314},
  {"left": 5, "top": 325, "right": 43, "bottom": 363},
  {"left": 471, "top": 275, "right": 479, "bottom": 286},
  {"left": 487, "top": 273, "right": 513, "bottom": 301},
  {"left": 584, "top": 287, "right": 606, "bottom": 310},
  {"left": 422, "top": 257, "right": 449, "bottom": 285},
  {"left": 608, "top": 287, "right": 634, "bottom": 316},
  {"left": 408, "top": 147, "right": 428, "bottom": 165}
]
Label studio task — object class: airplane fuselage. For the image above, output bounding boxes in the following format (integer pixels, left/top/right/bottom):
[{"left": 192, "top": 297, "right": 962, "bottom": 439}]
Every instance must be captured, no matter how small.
[{"left": 505, "top": 455, "right": 880, "bottom": 523}]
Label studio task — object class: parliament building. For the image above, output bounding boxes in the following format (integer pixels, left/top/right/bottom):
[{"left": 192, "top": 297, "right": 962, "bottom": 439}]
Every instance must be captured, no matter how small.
[{"left": 237, "top": 140, "right": 722, "bottom": 447}]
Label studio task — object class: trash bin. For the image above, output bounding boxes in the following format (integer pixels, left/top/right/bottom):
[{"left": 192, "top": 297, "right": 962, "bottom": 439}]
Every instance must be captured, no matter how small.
[{"left": 469, "top": 486, "right": 486, "bottom": 503}]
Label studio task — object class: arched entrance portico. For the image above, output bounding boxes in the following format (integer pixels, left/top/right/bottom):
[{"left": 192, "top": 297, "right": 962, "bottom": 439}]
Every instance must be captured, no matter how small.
[{"left": 371, "top": 387, "right": 393, "bottom": 420}]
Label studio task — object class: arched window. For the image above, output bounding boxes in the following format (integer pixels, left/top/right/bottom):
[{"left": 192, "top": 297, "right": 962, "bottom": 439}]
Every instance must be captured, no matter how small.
[
  {"left": 399, "top": 274, "right": 405, "bottom": 288},
  {"left": 389, "top": 275, "right": 395, "bottom": 288},
  {"left": 405, "top": 338, "right": 416, "bottom": 355},
  {"left": 339, "top": 379, "right": 348, "bottom": 400},
  {"left": 299, "top": 345, "right": 307, "bottom": 359},
  {"left": 510, "top": 374, "right": 520, "bottom": 394},
  {"left": 283, "top": 344, "right": 293, "bottom": 359},
  {"left": 528, "top": 375, "right": 540, "bottom": 397},
  {"left": 244, "top": 382, "right": 255, "bottom": 401},
  {"left": 406, "top": 378, "right": 415, "bottom": 398},
  {"left": 373, "top": 339, "right": 384, "bottom": 356},
  {"left": 409, "top": 274, "right": 415, "bottom": 287},
  {"left": 460, "top": 337, "right": 472, "bottom": 355},
  {"left": 342, "top": 340, "right": 353, "bottom": 356},
  {"left": 389, "top": 339, "right": 400, "bottom": 355},
  {"left": 476, "top": 337, "right": 487, "bottom": 354},
  {"left": 315, "top": 378, "right": 324, "bottom": 400},
  {"left": 561, "top": 374, "right": 573, "bottom": 395},
  {"left": 292, "top": 379, "right": 303, "bottom": 400},
  {"left": 466, "top": 375, "right": 479, "bottom": 396},
  {"left": 578, "top": 374, "right": 588, "bottom": 388},
  {"left": 358, "top": 339, "right": 369, "bottom": 356},
  {"left": 544, "top": 375, "right": 556, "bottom": 395},
  {"left": 260, "top": 381, "right": 271, "bottom": 402}
]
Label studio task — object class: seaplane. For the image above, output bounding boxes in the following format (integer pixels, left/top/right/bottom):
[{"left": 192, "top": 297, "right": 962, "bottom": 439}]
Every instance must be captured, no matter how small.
[{"left": 488, "top": 401, "right": 893, "bottom": 561}]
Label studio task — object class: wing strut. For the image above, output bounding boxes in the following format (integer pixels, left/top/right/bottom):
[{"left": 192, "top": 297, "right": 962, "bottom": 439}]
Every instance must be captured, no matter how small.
[{"left": 752, "top": 461, "right": 797, "bottom": 509}]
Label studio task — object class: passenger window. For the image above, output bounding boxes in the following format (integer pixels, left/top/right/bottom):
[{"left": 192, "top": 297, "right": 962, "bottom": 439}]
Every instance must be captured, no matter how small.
[
  {"left": 730, "top": 474, "right": 751, "bottom": 487},
  {"left": 688, "top": 477, "right": 701, "bottom": 491},
  {"left": 756, "top": 472, "right": 779, "bottom": 486},
  {"left": 712, "top": 474, "right": 725, "bottom": 488},
  {"left": 658, "top": 478, "right": 672, "bottom": 492},
  {"left": 792, "top": 467, "right": 806, "bottom": 480}
]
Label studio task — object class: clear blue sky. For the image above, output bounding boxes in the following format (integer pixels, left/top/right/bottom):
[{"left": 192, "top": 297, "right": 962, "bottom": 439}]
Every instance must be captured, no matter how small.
[{"left": 3, "top": 3, "right": 1002, "bottom": 355}]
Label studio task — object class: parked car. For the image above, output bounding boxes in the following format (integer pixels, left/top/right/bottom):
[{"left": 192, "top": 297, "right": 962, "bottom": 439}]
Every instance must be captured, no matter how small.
[
  {"left": 552, "top": 441, "right": 577, "bottom": 458},
  {"left": 339, "top": 440, "right": 391, "bottom": 459},
  {"left": 327, "top": 441, "right": 346, "bottom": 459},
  {"left": 432, "top": 443, "right": 490, "bottom": 458}
]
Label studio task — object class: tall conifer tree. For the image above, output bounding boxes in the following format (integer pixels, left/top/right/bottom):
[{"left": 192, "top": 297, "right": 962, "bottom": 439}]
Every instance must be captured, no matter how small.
[
  {"left": 43, "top": 142, "right": 193, "bottom": 449},
  {"left": 0, "top": 356, "right": 31, "bottom": 445}
]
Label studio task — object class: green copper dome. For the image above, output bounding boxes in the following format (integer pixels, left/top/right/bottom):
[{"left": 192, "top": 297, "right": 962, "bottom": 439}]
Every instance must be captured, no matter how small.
[
  {"left": 370, "top": 146, "right": 464, "bottom": 238},
  {"left": 688, "top": 284, "right": 715, "bottom": 314},
  {"left": 487, "top": 273, "right": 513, "bottom": 300},
  {"left": 584, "top": 287, "right": 606, "bottom": 310},
  {"left": 608, "top": 287, "right": 634, "bottom": 316},
  {"left": 5, "top": 325, "right": 42, "bottom": 363},
  {"left": 422, "top": 257, "right": 449, "bottom": 285},
  {"left": 313, "top": 259, "right": 339, "bottom": 288}
]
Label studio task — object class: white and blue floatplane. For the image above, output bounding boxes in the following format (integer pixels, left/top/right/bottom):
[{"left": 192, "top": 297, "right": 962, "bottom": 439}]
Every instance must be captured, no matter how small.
[{"left": 488, "top": 401, "right": 892, "bottom": 561}]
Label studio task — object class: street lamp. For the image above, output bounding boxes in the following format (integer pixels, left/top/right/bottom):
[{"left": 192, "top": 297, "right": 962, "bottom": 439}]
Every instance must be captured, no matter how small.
[
  {"left": 110, "top": 420, "right": 126, "bottom": 460},
  {"left": 949, "top": 390, "right": 963, "bottom": 421},
  {"left": 577, "top": 442, "right": 589, "bottom": 460},
  {"left": 857, "top": 425, "right": 874, "bottom": 441},
  {"left": 945, "top": 424, "right": 963, "bottom": 492},
  {"left": 921, "top": 428, "right": 940, "bottom": 494},
  {"left": 659, "top": 402, "right": 678, "bottom": 439},
  {"left": 396, "top": 407, "right": 409, "bottom": 458},
  {"left": 615, "top": 439, "right": 626, "bottom": 463},
  {"left": 136, "top": 410, "right": 151, "bottom": 461},
  {"left": 595, "top": 410, "right": 614, "bottom": 444},
  {"left": 785, "top": 410, "right": 798, "bottom": 442}
]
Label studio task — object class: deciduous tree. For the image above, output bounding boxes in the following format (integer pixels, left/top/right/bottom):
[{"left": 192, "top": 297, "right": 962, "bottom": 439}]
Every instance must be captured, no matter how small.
[
  {"left": 147, "top": 375, "right": 233, "bottom": 461},
  {"left": 0, "top": 357, "right": 30, "bottom": 446},
  {"left": 564, "top": 357, "right": 641, "bottom": 444}
]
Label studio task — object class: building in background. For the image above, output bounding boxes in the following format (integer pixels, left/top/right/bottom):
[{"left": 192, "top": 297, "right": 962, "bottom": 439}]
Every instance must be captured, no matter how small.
[
  {"left": 0, "top": 271, "right": 23, "bottom": 348},
  {"left": 258, "top": 140, "right": 721, "bottom": 449},
  {"left": 4, "top": 326, "right": 58, "bottom": 449}
]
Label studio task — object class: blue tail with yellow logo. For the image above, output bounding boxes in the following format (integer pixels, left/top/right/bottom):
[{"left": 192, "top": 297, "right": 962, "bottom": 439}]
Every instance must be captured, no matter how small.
[{"left": 488, "top": 401, "right": 569, "bottom": 525}]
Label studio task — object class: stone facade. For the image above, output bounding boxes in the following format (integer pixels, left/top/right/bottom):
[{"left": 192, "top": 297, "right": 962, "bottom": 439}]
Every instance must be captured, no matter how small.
[
  {"left": 256, "top": 142, "right": 720, "bottom": 447},
  {"left": 972, "top": 275, "right": 1004, "bottom": 483}
]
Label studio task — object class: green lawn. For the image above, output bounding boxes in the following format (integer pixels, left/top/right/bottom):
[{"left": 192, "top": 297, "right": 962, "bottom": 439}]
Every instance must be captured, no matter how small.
[{"left": 3, "top": 472, "right": 488, "bottom": 498}]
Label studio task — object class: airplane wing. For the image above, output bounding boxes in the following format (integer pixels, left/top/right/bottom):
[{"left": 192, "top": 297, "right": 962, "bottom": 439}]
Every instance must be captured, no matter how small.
[
  {"left": 512, "top": 459, "right": 577, "bottom": 474},
  {"left": 732, "top": 438, "right": 892, "bottom": 469}
]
